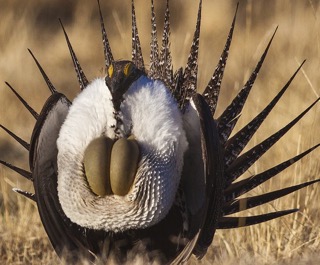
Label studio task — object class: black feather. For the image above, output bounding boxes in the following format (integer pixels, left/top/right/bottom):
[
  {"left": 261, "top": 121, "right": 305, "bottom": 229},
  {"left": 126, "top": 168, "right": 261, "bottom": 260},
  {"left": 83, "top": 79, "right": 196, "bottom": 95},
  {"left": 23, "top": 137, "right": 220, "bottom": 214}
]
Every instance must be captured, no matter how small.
[
  {"left": 217, "top": 209, "right": 298, "bottom": 229},
  {"left": 131, "top": 0, "right": 145, "bottom": 71},
  {"left": 149, "top": 0, "right": 160, "bottom": 79},
  {"left": 28, "top": 49, "right": 58, "bottom": 94},
  {"left": 223, "top": 179, "right": 320, "bottom": 215},
  {"left": 224, "top": 60, "right": 306, "bottom": 167},
  {"left": 224, "top": 143, "right": 320, "bottom": 202},
  {"left": 218, "top": 27, "right": 278, "bottom": 144},
  {"left": 0, "top": 124, "right": 30, "bottom": 150},
  {"left": 5, "top": 82, "right": 39, "bottom": 120},
  {"left": 97, "top": 0, "right": 114, "bottom": 68},
  {"left": 59, "top": 19, "right": 89, "bottom": 91},
  {"left": 0, "top": 160, "right": 32, "bottom": 181},
  {"left": 159, "top": 0, "right": 173, "bottom": 88},
  {"left": 182, "top": 0, "right": 202, "bottom": 104},
  {"left": 13, "top": 188, "right": 36, "bottom": 202},
  {"left": 203, "top": 3, "right": 238, "bottom": 116},
  {"left": 225, "top": 97, "right": 320, "bottom": 185},
  {"left": 191, "top": 94, "right": 224, "bottom": 258}
]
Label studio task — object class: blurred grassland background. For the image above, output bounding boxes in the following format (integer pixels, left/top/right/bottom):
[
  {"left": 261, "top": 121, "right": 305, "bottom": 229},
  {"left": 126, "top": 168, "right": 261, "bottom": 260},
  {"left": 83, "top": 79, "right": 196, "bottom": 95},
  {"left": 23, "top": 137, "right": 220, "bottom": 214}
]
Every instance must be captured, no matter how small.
[{"left": 0, "top": 0, "right": 319, "bottom": 264}]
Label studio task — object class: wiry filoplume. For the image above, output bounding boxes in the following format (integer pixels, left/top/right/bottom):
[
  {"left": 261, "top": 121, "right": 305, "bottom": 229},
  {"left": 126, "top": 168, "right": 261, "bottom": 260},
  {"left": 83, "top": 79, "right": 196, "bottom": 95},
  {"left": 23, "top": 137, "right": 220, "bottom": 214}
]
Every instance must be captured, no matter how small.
[{"left": 0, "top": 0, "right": 319, "bottom": 264}]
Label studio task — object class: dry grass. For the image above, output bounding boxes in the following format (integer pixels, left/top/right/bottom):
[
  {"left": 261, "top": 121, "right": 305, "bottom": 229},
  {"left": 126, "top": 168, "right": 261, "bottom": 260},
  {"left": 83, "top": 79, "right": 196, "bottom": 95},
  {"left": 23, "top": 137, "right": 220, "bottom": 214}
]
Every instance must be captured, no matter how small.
[{"left": 0, "top": 0, "right": 319, "bottom": 264}]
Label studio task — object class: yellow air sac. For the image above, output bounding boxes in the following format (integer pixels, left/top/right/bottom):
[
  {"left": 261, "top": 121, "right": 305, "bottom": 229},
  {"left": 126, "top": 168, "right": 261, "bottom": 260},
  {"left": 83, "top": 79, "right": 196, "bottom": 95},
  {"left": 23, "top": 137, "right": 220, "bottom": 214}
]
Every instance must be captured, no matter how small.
[
  {"left": 110, "top": 136, "right": 139, "bottom": 196},
  {"left": 83, "top": 137, "right": 113, "bottom": 196}
]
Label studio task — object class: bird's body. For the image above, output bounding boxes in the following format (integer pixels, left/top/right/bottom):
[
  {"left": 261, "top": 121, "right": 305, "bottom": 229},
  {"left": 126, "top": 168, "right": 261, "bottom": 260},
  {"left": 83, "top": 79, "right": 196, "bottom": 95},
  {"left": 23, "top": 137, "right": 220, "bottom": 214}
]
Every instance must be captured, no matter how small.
[{"left": 0, "top": 0, "right": 319, "bottom": 264}]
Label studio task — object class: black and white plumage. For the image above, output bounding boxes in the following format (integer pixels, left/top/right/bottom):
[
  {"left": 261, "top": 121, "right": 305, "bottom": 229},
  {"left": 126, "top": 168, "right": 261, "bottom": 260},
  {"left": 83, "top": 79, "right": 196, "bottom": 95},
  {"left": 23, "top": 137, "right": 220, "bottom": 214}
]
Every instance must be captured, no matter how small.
[{"left": 0, "top": 1, "right": 319, "bottom": 264}]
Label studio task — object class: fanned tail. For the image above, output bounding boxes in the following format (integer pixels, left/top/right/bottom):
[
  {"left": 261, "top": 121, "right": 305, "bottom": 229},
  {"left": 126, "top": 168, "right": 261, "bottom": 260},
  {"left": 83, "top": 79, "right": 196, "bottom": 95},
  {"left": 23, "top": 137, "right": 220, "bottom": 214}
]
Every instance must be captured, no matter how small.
[{"left": 189, "top": 5, "right": 320, "bottom": 233}]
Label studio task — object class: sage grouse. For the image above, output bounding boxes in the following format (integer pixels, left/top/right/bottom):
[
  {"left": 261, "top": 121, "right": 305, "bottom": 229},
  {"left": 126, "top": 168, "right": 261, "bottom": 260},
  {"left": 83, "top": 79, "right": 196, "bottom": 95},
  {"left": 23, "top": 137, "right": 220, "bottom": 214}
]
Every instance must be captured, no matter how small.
[{"left": 1, "top": 0, "right": 319, "bottom": 264}]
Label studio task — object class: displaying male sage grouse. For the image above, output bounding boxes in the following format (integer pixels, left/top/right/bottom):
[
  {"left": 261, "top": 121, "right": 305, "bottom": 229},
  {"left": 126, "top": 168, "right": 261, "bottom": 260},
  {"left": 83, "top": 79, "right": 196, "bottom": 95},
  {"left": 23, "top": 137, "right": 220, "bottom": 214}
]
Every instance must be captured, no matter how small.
[{"left": 1, "top": 0, "right": 319, "bottom": 264}]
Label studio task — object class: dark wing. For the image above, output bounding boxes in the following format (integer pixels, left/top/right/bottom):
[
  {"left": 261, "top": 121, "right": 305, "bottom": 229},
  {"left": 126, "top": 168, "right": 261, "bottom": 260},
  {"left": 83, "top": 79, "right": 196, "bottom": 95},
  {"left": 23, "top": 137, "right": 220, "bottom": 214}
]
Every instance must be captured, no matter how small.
[
  {"left": 173, "top": 93, "right": 224, "bottom": 263},
  {"left": 191, "top": 94, "right": 224, "bottom": 258},
  {"left": 30, "top": 93, "right": 108, "bottom": 262}
]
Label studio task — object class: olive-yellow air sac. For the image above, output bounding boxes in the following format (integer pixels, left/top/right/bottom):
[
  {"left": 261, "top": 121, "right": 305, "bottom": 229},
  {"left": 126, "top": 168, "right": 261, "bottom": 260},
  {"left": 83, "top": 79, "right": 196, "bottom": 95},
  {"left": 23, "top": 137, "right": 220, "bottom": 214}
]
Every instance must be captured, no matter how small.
[
  {"left": 83, "top": 137, "right": 114, "bottom": 196},
  {"left": 110, "top": 136, "right": 139, "bottom": 196}
]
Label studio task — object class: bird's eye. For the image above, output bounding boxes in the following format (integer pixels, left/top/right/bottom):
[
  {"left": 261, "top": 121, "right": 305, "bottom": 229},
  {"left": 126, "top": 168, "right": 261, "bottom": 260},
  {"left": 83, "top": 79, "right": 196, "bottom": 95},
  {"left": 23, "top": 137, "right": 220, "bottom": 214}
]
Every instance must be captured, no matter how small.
[
  {"left": 108, "top": 64, "right": 114, "bottom": 78},
  {"left": 123, "top": 62, "right": 133, "bottom": 77}
]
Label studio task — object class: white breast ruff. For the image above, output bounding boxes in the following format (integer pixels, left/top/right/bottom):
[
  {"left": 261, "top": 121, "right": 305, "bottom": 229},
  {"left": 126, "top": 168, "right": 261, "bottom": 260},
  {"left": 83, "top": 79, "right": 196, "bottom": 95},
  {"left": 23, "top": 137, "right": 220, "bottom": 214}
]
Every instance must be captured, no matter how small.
[{"left": 57, "top": 76, "right": 188, "bottom": 232}]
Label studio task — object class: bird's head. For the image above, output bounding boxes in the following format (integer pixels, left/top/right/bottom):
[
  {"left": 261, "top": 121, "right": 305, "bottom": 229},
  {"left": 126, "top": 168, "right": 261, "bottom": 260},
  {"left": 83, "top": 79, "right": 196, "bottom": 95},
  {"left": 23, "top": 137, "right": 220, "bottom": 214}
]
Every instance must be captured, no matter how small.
[{"left": 105, "top": 61, "right": 144, "bottom": 110}]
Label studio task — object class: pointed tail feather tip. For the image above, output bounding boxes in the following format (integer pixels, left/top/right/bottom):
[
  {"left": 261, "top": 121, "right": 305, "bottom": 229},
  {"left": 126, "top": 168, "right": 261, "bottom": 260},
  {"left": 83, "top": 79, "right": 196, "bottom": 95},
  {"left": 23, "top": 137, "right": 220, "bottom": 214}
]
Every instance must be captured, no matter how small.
[
  {"left": 203, "top": 2, "right": 238, "bottom": 115},
  {"left": 217, "top": 209, "right": 299, "bottom": 229},
  {"left": 223, "top": 179, "right": 320, "bottom": 215},
  {"left": 97, "top": 0, "right": 114, "bottom": 68},
  {"left": 59, "top": 19, "right": 89, "bottom": 90},
  {"left": 0, "top": 160, "right": 33, "bottom": 181},
  {"left": 224, "top": 60, "right": 307, "bottom": 167},
  {"left": 224, "top": 143, "right": 320, "bottom": 202},
  {"left": 0, "top": 124, "right": 30, "bottom": 150},
  {"left": 28, "top": 48, "right": 57, "bottom": 94},
  {"left": 218, "top": 26, "right": 278, "bottom": 143},
  {"left": 13, "top": 188, "right": 36, "bottom": 202},
  {"left": 225, "top": 97, "right": 320, "bottom": 184},
  {"left": 4, "top": 82, "right": 39, "bottom": 120},
  {"left": 131, "top": 0, "right": 145, "bottom": 70},
  {"left": 182, "top": 0, "right": 202, "bottom": 103}
]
